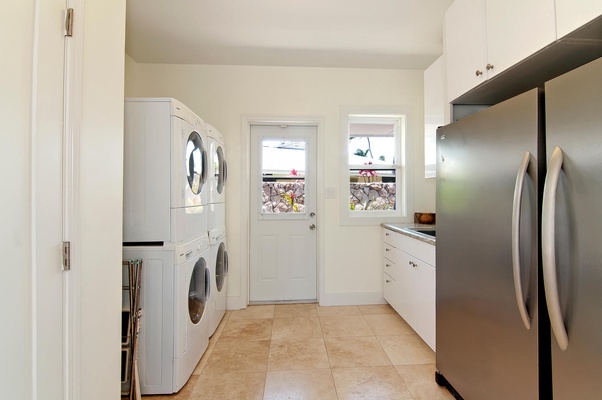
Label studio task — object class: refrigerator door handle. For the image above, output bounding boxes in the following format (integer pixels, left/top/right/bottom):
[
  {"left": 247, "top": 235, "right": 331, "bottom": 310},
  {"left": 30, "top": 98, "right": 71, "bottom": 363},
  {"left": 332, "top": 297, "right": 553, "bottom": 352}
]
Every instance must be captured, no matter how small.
[
  {"left": 542, "top": 146, "right": 569, "bottom": 351},
  {"left": 512, "top": 151, "right": 532, "bottom": 330}
]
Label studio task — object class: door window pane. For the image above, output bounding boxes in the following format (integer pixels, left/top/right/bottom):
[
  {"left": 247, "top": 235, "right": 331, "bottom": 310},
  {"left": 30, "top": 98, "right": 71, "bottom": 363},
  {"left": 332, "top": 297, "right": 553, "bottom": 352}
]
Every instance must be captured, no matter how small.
[{"left": 261, "top": 139, "right": 306, "bottom": 214}]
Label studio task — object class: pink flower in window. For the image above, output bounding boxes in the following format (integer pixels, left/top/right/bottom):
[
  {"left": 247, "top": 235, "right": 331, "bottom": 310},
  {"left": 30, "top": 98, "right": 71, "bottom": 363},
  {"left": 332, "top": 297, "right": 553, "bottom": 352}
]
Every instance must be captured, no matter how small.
[{"left": 359, "top": 162, "right": 378, "bottom": 182}]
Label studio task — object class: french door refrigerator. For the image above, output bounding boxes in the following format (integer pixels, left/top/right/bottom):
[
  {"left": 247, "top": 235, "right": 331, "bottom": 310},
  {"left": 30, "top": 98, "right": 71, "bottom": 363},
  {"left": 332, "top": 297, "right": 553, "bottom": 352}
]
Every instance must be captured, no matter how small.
[{"left": 435, "top": 56, "right": 602, "bottom": 400}]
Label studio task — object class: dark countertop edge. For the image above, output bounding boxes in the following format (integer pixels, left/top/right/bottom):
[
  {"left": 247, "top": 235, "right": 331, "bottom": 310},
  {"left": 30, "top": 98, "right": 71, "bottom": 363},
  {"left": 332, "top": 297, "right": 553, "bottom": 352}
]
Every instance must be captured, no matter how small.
[{"left": 381, "top": 223, "right": 436, "bottom": 246}]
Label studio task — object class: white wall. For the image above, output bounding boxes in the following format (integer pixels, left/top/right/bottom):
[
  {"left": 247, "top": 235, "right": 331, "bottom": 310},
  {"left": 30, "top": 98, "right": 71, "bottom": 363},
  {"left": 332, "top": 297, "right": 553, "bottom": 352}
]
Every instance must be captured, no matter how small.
[
  {"left": 125, "top": 57, "right": 435, "bottom": 306},
  {"left": 1, "top": 2, "right": 35, "bottom": 398},
  {"left": 79, "top": 1, "right": 125, "bottom": 398}
]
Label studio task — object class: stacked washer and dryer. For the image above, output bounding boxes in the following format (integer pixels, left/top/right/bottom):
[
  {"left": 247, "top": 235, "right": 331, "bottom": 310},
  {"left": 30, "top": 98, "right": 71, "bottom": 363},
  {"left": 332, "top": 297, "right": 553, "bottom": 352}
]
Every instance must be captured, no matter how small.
[
  {"left": 206, "top": 124, "right": 229, "bottom": 336},
  {"left": 122, "top": 98, "right": 224, "bottom": 394}
]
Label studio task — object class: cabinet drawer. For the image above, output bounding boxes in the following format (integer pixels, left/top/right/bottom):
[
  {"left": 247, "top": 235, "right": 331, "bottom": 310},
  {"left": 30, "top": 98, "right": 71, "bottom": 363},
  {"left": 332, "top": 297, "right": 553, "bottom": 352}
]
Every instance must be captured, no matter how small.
[
  {"left": 383, "top": 242, "right": 397, "bottom": 262},
  {"left": 397, "top": 234, "right": 435, "bottom": 266},
  {"left": 383, "top": 257, "right": 400, "bottom": 282},
  {"left": 383, "top": 228, "right": 396, "bottom": 246},
  {"left": 383, "top": 272, "right": 400, "bottom": 314}
]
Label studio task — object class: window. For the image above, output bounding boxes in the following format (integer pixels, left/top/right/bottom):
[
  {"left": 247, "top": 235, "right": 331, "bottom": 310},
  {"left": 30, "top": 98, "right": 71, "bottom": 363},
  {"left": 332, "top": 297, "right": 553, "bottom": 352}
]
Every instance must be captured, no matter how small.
[
  {"left": 260, "top": 138, "right": 307, "bottom": 218},
  {"left": 341, "top": 108, "right": 413, "bottom": 225}
]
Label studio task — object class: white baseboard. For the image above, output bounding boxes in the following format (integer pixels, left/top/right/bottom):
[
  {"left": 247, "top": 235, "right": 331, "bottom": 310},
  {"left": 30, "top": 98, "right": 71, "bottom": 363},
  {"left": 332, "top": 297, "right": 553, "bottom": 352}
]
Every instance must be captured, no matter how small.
[
  {"left": 226, "top": 295, "right": 246, "bottom": 310},
  {"left": 227, "top": 292, "right": 387, "bottom": 309},
  {"left": 318, "top": 291, "right": 386, "bottom": 307}
]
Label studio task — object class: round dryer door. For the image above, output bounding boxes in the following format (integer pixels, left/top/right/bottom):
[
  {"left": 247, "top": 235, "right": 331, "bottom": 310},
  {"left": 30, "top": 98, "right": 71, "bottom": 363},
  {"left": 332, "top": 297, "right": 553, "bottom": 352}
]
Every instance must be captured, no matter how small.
[
  {"left": 214, "top": 146, "right": 226, "bottom": 194},
  {"left": 215, "top": 242, "right": 226, "bottom": 292},
  {"left": 188, "top": 257, "right": 208, "bottom": 324},
  {"left": 185, "top": 131, "right": 207, "bottom": 195}
]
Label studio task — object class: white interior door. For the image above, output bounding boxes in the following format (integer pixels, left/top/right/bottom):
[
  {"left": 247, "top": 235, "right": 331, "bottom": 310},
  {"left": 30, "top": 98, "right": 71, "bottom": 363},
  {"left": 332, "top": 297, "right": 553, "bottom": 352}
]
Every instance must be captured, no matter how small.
[{"left": 250, "top": 124, "right": 317, "bottom": 302}]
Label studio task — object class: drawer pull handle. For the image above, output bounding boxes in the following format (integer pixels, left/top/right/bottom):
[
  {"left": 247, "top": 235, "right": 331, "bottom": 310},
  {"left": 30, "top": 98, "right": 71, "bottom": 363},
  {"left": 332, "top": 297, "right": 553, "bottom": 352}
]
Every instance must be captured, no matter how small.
[
  {"left": 385, "top": 248, "right": 390, "bottom": 252},
  {"left": 409, "top": 261, "right": 417, "bottom": 268},
  {"left": 386, "top": 280, "right": 391, "bottom": 283}
]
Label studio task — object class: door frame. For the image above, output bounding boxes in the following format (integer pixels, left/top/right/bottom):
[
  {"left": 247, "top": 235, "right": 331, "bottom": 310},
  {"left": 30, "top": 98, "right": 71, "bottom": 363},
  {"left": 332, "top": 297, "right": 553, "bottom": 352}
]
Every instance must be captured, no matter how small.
[
  {"left": 240, "top": 116, "right": 325, "bottom": 308},
  {"left": 62, "top": 1, "right": 85, "bottom": 398}
]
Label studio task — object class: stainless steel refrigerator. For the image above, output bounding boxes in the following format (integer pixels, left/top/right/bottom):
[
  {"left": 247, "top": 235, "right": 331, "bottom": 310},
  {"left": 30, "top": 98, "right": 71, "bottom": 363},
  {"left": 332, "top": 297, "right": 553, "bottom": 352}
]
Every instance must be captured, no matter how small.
[{"left": 435, "top": 56, "right": 602, "bottom": 399}]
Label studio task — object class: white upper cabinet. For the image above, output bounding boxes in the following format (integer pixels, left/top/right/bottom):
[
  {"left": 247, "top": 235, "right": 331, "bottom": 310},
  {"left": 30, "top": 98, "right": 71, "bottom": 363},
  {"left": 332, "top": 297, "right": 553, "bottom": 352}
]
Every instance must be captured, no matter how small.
[
  {"left": 424, "top": 55, "right": 446, "bottom": 179},
  {"left": 445, "top": 0, "right": 487, "bottom": 103},
  {"left": 556, "top": 0, "right": 602, "bottom": 38},
  {"left": 485, "top": 0, "right": 556, "bottom": 79},
  {"left": 446, "top": 0, "right": 557, "bottom": 102}
]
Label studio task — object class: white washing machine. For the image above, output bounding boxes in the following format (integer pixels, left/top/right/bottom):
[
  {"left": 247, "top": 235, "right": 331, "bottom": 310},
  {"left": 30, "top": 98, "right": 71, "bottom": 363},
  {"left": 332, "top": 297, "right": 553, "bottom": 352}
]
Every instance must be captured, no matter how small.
[
  {"left": 123, "top": 235, "right": 212, "bottom": 394},
  {"left": 208, "top": 223, "right": 228, "bottom": 336},
  {"left": 123, "top": 98, "right": 209, "bottom": 244},
  {"left": 206, "top": 123, "right": 227, "bottom": 205}
]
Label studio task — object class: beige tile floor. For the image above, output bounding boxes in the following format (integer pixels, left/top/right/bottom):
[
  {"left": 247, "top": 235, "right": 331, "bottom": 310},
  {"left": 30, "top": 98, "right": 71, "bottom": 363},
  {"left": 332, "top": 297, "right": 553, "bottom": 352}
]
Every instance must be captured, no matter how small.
[{"left": 144, "top": 304, "right": 454, "bottom": 400}]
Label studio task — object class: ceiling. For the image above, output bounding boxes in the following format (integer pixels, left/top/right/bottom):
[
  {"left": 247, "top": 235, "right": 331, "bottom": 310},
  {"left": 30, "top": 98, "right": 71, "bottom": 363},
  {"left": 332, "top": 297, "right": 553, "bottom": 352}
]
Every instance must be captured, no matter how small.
[{"left": 125, "top": 0, "right": 454, "bottom": 70}]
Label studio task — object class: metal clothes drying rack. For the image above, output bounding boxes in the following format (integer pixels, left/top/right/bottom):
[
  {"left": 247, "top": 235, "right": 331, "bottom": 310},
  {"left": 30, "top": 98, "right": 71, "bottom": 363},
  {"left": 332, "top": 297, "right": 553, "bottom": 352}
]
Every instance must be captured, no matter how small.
[{"left": 121, "top": 259, "right": 142, "bottom": 400}]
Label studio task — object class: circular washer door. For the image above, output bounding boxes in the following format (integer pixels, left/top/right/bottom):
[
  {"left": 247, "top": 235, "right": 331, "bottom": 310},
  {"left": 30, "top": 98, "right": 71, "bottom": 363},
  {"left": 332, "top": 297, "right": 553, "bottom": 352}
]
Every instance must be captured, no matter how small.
[
  {"left": 185, "top": 131, "right": 206, "bottom": 195},
  {"left": 188, "top": 257, "right": 208, "bottom": 324},
  {"left": 215, "top": 242, "right": 226, "bottom": 292}
]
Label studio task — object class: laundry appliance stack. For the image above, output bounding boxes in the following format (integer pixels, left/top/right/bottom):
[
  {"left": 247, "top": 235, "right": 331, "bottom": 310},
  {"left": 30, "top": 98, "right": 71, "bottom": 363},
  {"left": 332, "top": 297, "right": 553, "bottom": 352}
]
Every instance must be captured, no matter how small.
[
  {"left": 122, "top": 98, "right": 213, "bottom": 395},
  {"left": 206, "top": 124, "right": 229, "bottom": 336}
]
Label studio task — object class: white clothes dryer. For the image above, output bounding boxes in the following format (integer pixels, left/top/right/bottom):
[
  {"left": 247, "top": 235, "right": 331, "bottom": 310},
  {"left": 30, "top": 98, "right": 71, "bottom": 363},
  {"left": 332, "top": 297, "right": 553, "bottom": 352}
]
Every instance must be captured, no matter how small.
[
  {"left": 208, "top": 201, "right": 226, "bottom": 233},
  {"left": 206, "top": 123, "right": 227, "bottom": 205},
  {"left": 123, "top": 235, "right": 212, "bottom": 395},
  {"left": 124, "top": 98, "right": 209, "bottom": 243},
  {"left": 208, "top": 225, "right": 228, "bottom": 336}
]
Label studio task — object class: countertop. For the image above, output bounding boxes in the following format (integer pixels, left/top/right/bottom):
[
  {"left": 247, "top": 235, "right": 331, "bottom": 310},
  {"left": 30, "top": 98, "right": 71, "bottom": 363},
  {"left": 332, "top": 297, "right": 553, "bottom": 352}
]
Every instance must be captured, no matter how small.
[{"left": 381, "top": 223, "right": 436, "bottom": 246}]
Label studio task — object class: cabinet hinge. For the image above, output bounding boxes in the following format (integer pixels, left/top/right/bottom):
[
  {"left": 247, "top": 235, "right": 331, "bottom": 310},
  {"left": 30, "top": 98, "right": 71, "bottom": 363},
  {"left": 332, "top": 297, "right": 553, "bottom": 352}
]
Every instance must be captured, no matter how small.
[
  {"left": 62, "top": 241, "right": 71, "bottom": 271},
  {"left": 65, "top": 8, "right": 74, "bottom": 37}
]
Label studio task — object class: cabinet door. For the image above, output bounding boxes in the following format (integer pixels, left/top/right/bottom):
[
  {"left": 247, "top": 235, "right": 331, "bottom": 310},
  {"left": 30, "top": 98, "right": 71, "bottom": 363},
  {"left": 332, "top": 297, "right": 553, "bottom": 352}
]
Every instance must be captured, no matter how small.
[
  {"left": 412, "top": 261, "right": 436, "bottom": 351},
  {"left": 445, "top": 0, "right": 487, "bottom": 102},
  {"left": 556, "top": 0, "right": 602, "bottom": 38},
  {"left": 424, "top": 55, "right": 447, "bottom": 178},
  {"left": 486, "top": 0, "right": 556, "bottom": 79}
]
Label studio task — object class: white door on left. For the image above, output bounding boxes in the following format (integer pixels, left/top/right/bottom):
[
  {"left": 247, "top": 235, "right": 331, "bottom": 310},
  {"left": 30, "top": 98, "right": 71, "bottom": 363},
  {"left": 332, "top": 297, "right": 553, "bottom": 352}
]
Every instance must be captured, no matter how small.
[{"left": 2, "top": 1, "right": 71, "bottom": 398}]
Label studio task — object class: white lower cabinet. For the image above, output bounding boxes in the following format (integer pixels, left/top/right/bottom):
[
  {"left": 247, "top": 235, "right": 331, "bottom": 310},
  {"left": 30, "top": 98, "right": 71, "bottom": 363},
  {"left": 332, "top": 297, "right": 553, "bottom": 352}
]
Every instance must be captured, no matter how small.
[{"left": 383, "top": 228, "right": 436, "bottom": 351}]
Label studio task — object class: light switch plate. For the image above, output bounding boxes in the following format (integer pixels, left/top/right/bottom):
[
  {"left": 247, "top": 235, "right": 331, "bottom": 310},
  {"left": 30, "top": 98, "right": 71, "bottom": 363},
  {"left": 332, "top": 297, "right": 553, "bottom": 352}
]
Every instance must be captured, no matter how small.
[{"left": 325, "top": 187, "right": 337, "bottom": 199}]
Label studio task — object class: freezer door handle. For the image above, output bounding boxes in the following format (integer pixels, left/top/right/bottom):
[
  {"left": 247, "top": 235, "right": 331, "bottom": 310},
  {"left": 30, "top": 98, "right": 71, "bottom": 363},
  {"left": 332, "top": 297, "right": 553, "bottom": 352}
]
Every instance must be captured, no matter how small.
[
  {"left": 542, "top": 146, "right": 569, "bottom": 351},
  {"left": 512, "top": 151, "right": 532, "bottom": 330}
]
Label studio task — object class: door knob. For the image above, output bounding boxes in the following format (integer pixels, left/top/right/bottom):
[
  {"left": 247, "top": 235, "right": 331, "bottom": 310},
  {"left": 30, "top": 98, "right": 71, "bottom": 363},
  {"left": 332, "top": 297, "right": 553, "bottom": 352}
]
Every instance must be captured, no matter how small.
[
  {"left": 310, "top": 212, "right": 316, "bottom": 218},
  {"left": 309, "top": 224, "right": 316, "bottom": 230}
]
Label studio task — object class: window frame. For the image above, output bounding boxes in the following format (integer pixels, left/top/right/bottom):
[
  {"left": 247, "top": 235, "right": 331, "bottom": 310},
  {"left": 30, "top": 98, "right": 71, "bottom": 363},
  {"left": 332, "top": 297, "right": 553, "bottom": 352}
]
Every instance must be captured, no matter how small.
[{"left": 340, "top": 106, "right": 414, "bottom": 226}]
